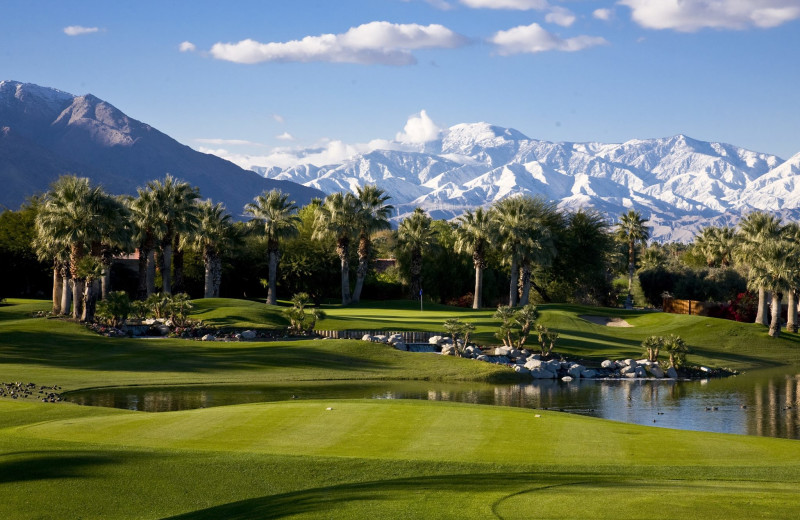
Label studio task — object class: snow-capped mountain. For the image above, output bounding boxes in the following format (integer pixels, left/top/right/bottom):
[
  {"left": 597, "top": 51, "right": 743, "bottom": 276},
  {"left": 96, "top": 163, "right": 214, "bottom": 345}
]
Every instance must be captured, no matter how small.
[
  {"left": 0, "top": 81, "right": 322, "bottom": 214},
  {"left": 258, "top": 122, "right": 793, "bottom": 242}
]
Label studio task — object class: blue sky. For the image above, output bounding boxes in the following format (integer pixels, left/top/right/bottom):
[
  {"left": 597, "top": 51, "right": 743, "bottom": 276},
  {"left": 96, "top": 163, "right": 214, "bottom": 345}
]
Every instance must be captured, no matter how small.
[{"left": 2, "top": 0, "right": 799, "bottom": 169}]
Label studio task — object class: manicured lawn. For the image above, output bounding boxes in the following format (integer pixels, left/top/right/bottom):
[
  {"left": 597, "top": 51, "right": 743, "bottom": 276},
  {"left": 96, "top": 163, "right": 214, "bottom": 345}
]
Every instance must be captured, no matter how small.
[{"left": 3, "top": 298, "right": 800, "bottom": 518}]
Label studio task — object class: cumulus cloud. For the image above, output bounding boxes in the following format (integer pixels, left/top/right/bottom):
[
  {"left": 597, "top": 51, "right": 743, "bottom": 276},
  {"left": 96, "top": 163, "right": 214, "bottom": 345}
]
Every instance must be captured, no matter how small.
[
  {"left": 545, "top": 7, "right": 576, "bottom": 27},
  {"left": 396, "top": 110, "right": 442, "bottom": 144},
  {"left": 179, "top": 41, "right": 197, "bottom": 52},
  {"left": 460, "top": 0, "right": 549, "bottom": 9},
  {"left": 619, "top": 0, "right": 800, "bottom": 31},
  {"left": 209, "top": 21, "right": 467, "bottom": 66},
  {"left": 276, "top": 132, "right": 294, "bottom": 141},
  {"left": 593, "top": 8, "right": 614, "bottom": 21},
  {"left": 491, "top": 23, "right": 609, "bottom": 54},
  {"left": 63, "top": 26, "right": 101, "bottom": 36}
]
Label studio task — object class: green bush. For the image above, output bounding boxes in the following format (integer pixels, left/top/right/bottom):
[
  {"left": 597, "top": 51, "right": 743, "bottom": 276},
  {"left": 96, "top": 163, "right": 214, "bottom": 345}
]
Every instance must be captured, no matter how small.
[{"left": 96, "top": 291, "right": 132, "bottom": 328}]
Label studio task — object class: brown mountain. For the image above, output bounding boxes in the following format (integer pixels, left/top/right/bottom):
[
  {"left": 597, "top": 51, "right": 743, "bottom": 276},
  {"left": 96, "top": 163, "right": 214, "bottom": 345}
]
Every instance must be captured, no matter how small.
[{"left": 0, "top": 80, "right": 323, "bottom": 213}]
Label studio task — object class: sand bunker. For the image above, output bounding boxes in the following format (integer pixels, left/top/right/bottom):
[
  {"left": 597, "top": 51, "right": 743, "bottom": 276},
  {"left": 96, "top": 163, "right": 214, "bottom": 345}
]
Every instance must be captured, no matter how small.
[{"left": 579, "top": 315, "right": 633, "bottom": 327}]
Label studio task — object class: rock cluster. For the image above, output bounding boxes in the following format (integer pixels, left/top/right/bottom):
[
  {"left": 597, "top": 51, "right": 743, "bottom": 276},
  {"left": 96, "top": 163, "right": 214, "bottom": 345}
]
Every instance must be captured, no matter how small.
[{"left": 1, "top": 382, "right": 62, "bottom": 402}]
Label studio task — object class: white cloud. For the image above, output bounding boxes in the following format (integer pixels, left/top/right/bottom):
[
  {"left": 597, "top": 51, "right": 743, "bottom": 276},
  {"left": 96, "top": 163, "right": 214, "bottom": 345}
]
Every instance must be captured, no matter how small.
[
  {"left": 545, "top": 7, "right": 576, "bottom": 27},
  {"left": 593, "top": 8, "right": 614, "bottom": 21},
  {"left": 272, "top": 114, "right": 285, "bottom": 124},
  {"left": 491, "top": 23, "right": 609, "bottom": 54},
  {"left": 63, "top": 26, "right": 101, "bottom": 36},
  {"left": 460, "top": 0, "right": 549, "bottom": 9},
  {"left": 209, "top": 21, "right": 467, "bottom": 66},
  {"left": 396, "top": 110, "right": 442, "bottom": 144},
  {"left": 619, "top": 0, "right": 800, "bottom": 31},
  {"left": 276, "top": 132, "right": 294, "bottom": 141},
  {"left": 195, "top": 138, "right": 261, "bottom": 146},
  {"left": 179, "top": 41, "right": 197, "bottom": 52}
]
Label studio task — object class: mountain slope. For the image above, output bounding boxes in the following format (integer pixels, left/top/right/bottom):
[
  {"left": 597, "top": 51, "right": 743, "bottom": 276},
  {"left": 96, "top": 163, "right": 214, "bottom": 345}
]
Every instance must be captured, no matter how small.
[
  {"left": 258, "top": 122, "right": 792, "bottom": 241},
  {"left": 0, "top": 81, "right": 323, "bottom": 214}
]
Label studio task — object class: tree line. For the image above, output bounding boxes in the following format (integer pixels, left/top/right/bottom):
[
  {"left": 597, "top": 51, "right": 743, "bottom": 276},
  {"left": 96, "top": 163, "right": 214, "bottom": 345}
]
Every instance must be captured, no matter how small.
[{"left": 4, "top": 174, "right": 659, "bottom": 320}]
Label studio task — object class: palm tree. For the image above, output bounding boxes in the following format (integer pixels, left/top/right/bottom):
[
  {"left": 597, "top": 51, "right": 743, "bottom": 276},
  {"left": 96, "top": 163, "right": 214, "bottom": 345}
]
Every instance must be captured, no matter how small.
[
  {"left": 694, "top": 225, "right": 736, "bottom": 267},
  {"left": 32, "top": 230, "right": 69, "bottom": 315},
  {"left": 313, "top": 192, "right": 359, "bottom": 305},
  {"left": 493, "top": 197, "right": 528, "bottom": 307},
  {"left": 397, "top": 208, "right": 436, "bottom": 300},
  {"left": 748, "top": 240, "right": 799, "bottom": 337},
  {"left": 193, "top": 200, "right": 236, "bottom": 298},
  {"left": 129, "top": 188, "right": 167, "bottom": 300},
  {"left": 783, "top": 222, "right": 800, "bottom": 332},
  {"left": 516, "top": 196, "right": 560, "bottom": 306},
  {"left": 736, "top": 212, "right": 783, "bottom": 326},
  {"left": 35, "top": 175, "right": 107, "bottom": 320},
  {"left": 95, "top": 194, "right": 132, "bottom": 300},
  {"left": 147, "top": 175, "right": 200, "bottom": 295},
  {"left": 245, "top": 189, "right": 300, "bottom": 305},
  {"left": 615, "top": 209, "right": 650, "bottom": 300},
  {"left": 352, "top": 185, "right": 394, "bottom": 304},
  {"left": 455, "top": 207, "right": 494, "bottom": 309}
]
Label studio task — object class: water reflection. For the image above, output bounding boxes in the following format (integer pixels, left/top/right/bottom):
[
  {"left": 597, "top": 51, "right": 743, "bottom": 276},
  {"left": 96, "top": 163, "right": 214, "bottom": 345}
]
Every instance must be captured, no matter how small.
[{"left": 64, "top": 370, "right": 800, "bottom": 440}]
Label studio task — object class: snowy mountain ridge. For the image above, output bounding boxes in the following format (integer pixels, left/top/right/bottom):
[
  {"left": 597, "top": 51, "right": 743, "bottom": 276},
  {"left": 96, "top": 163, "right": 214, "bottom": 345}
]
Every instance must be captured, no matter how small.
[{"left": 256, "top": 122, "right": 795, "bottom": 242}]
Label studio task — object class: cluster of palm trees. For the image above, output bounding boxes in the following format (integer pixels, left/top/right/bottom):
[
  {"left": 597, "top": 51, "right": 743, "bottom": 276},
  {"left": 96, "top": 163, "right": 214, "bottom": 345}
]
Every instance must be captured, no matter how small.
[
  {"left": 34, "top": 174, "right": 236, "bottom": 321},
  {"left": 691, "top": 212, "right": 800, "bottom": 337}
]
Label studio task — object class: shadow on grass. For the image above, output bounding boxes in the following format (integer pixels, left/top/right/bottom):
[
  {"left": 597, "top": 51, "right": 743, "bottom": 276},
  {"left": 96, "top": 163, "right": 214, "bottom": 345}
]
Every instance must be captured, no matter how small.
[
  {"left": 0, "top": 331, "right": 390, "bottom": 374},
  {"left": 164, "top": 472, "right": 584, "bottom": 520},
  {"left": 0, "top": 450, "right": 119, "bottom": 484}
]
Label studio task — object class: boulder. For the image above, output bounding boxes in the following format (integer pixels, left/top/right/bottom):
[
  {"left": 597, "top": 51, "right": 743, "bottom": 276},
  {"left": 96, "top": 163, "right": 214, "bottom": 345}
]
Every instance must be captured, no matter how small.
[
  {"left": 666, "top": 367, "right": 678, "bottom": 378},
  {"left": 601, "top": 360, "right": 616, "bottom": 369},
  {"left": 361, "top": 334, "right": 373, "bottom": 342},
  {"left": 373, "top": 335, "right": 388, "bottom": 344},
  {"left": 393, "top": 342, "right": 408, "bottom": 351},
  {"left": 546, "top": 359, "right": 562, "bottom": 371},
  {"left": 441, "top": 345, "right": 456, "bottom": 356},
  {"left": 620, "top": 365, "right": 636, "bottom": 375},
  {"left": 429, "top": 335, "right": 443, "bottom": 345},
  {"left": 476, "top": 355, "right": 489, "bottom": 362},
  {"left": 647, "top": 364, "right": 665, "bottom": 378},
  {"left": 514, "top": 366, "right": 530, "bottom": 374},
  {"left": 561, "top": 375, "right": 574, "bottom": 382},
  {"left": 388, "top": 334, "right": 404, "bottom": 345},
  {"left": 530, "top": 367, "right": 557, "bottom": 379},
  {"left": 155, "top": 324, "right": 170, "bottom": 336},
  {"left": 508, "top": 349, "right": 523, "bottom": 359},
  {"left": 491, "top": 346, "right": 512, "bottom": 357},
  {"left": 241, "top": 330, "right": 257, "bottom": 340},
  {"left": 201, "top": 334, "right": 215, "bottom": 341},
  {"left": 634, "top": 366, "right": 647, "bottom": 378},
  {"left": 567, "top": 364, "right": 585, "bottom": 379},
  {"left": 623, "top": 359, "right": 637, "bottom": 368},
  {"left": 624, "top": 371, "right": 638, "bottom": 378},
  {"left": 580, "top": 369, "right": 598, "bottom": 378},
  {"left": 524, "top": 359, "right": 544, "bottom": 370}
]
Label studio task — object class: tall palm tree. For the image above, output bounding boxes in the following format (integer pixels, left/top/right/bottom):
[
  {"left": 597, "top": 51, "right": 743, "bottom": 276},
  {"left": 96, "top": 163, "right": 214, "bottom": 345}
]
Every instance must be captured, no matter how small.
[
  {"left": 352, "top": 185, "right": 394, "bottom": 304},
  {"left": 129, "top": 188, "right": 166, "bottom": 299},
  {"left": 32, "top": 230, "right": 69, "bottom": 314},
  {"left": 455, "top": 207, "right": 494, "bottom": 309},
  {"left": 516, "top": 196, "right": 560, "bottom": 306},
  {"left": 193, "top": 200, "right": 236, "bottom": 298},
  {"left": 694, "top": 225, "right": 736, "bottom": 267},
  {"left": 736, "top": 211, "right": 783, "bottom": 326},
  {"left": 35, "top": 175, "right": 107, "bottom": 320},
  {"left": 493, "top": 197, "right": 528, "bottom": 307},
  {"left": 147, "top": 175, "right": 200, "bottom": 295},
  {"left": 246, "top": 189, "right": 300, "bottom": 305},
  {"left": 397, "top": 208, "right": 436, "bottom": 300},
  {"left": 615, "top": 209, "right": 650, "bottom": 298},
  {"left": 95, "top": 194, "right": 132, "bottom": 300},
  {"left": 313, "top": 192, "right": 359, "bottom": 305},
  {"left": 748, "top": 240, "right": 799, "bottom": 337}
]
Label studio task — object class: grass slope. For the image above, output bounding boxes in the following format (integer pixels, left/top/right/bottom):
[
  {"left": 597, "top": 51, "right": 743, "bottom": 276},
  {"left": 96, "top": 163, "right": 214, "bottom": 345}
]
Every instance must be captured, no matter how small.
[{"left": 2, "top": 399, "right": 800, "bottom": 519}]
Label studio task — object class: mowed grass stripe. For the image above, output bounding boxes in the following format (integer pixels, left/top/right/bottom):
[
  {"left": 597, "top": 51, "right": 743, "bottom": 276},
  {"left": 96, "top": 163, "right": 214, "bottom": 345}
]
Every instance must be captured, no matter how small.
[{"left": 12, "top": 400, "right": 800, "bottom": 468}]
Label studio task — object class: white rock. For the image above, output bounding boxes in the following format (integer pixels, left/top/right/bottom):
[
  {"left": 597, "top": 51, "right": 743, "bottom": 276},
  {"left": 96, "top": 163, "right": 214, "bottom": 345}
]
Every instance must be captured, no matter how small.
[
  {"left": 561, "top": 375, "right": 574, "bottom": 382},
  {"left": 361, "top": 334, "right": 373, "bottom": 342},
  {"left": 567, "top": 364, "right": 585, "bottom": 379},
  {"left": 514, "top": 366, "right": 530, "bottom": 374},
  {"left": 524, "top": 359, "right": 544, "bottom": 370},
  {"left": 241, "top": 330, "right": 257, "bottom": 340},
  {"left": 429, "top": 335, "right": 443, "bottom": 345},
  {"left": 530, "top": 367, "right": 557, "bottom": 379},
  {"left": 601, "top": 360, "right": 616, "bottom": 369},
  {"left": 201, "top": 334, "right": 215, "bottom": 341}
]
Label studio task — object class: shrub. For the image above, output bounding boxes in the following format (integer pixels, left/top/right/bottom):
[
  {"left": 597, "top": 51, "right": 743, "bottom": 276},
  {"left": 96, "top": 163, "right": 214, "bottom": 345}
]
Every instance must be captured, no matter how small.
[
  {"left": 493, "top": 304, "right": 539, "bottom": 350},
  {"left": 284, "top": 292, "right": 326, "bottom": 335},
  {"left": 95, "top": 291, "right": 132, "bottom": 328},
  {"left": 663, "top": 334, "right": 689, "bottom": 369}
]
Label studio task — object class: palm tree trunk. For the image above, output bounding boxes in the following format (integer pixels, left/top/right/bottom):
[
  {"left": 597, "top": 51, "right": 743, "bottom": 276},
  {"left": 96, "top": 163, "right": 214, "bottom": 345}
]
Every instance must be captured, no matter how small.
[
  {"left": 211, "top": 256, "right": 222, "bottom": 298},
  {"left": 203, "top": 248, "right": 214, "bottom": 298},
  {"left": 409, "top": 250, "right": 422, "bottom": 302},
  {"left": 756, "top": 287, "right": 769, "bottom": 326},
  {"left": 61, "top": 277, "right": 72, "bottom": 316},
  {"left": 72, "top": 278, "right": 84, "bottom": 320},
  {"left": 52, "top": 261, "right": 63, "bottom": 315},
  {"left": 519, "top": 261, "right": 531, "bottom": 307},
  {"left": 508, "top": 256, "right": 519, "bottom": 307},
  {"left": 352, "top": 236, "right": 370, "bottom": 304},
  {"left": 172, "top": 235, "right": 185, "bottom": 294},
  {"left": 789, "top": 290, "right": 798, "bottom": 333},
  {"left": 147, "top": 249, "right": 157, "bottom": 296},
  {"left": 473, "top": 263, "right": 483, "bottom": 310},
  {"left": 100, "top": 262, "right": 112, "bottom": 300},
  {"left": 337, "top": 239, "right": 352, "bottom": 305},
  {"left": 161, "top": 240, "right": 173, "bottom": 295},
  {"left": 769, "top": 291, "right": 782, "bottom": 337},
  {"left": 267, "top": 248, "right": 280, "bottom": 305},
  {"left": 628, "top": 239, "right": 635, "bottom": 293},
  {"left": 81, "top": 279, "right": 99, "bottom": 322}
]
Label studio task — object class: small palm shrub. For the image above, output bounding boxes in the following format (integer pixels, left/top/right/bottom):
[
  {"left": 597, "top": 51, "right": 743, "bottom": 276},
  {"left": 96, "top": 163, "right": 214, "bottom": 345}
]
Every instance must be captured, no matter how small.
[
  {"left": 95, "top": 291, "right": 132, "bottom": 328},
  {"left": 494, "top": 304, "right": 540, "bottom": 350},
  {"left": 284, "top": 292, "right": 326, "bottom": 335}
]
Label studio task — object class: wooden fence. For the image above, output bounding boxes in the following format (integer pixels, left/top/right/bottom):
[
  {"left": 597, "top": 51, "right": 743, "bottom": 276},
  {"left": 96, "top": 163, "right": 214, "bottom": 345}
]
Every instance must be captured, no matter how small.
[
  {"left": 662, "top": 297, "right": 720, "bottom": 316},
  {"left": 314, "top": 330, "right": 437, "bottom": 343}
]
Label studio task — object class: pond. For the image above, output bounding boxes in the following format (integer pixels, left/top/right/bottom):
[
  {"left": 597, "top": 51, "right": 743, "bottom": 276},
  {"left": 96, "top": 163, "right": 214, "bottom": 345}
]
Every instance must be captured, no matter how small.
[{"left": 65, "top": 368, "right": 800, "bottom": 439}]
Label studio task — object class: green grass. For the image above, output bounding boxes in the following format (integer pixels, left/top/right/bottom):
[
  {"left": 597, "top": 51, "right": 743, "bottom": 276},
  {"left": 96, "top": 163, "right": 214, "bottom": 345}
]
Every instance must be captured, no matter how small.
[
  {"left": 2, "top": 399, "right": 800, "bottom": 519},
  {"left": 3, "top": 297, "right": 800, "bottom": 518}
]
